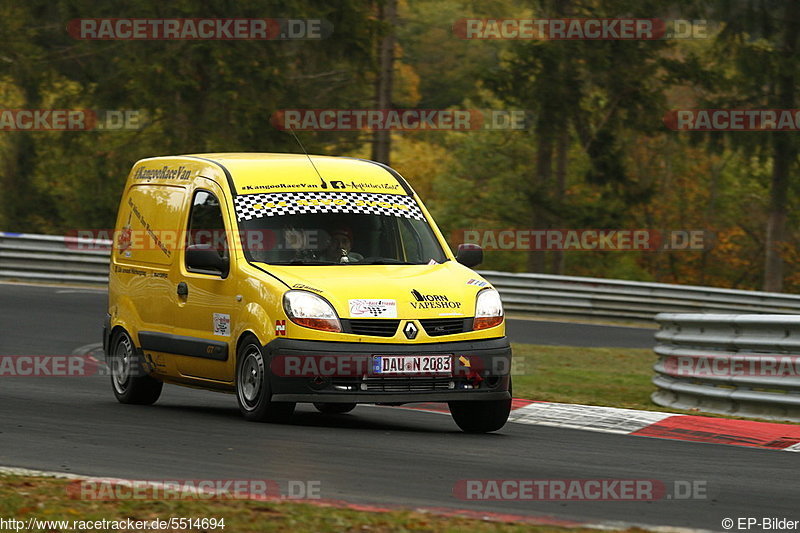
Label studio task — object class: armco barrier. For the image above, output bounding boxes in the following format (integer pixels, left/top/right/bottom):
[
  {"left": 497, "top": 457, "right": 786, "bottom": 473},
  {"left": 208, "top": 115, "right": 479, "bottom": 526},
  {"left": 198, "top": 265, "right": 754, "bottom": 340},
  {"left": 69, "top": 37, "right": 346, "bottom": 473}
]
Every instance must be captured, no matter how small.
[
  {"left": 0, "top": 232, "right": 111, "bottom": 284},
  {"left": 652, "top": 313, "right": 800, "bottom": 422},
  {"left": 3, "top": 232, "right": 800, "bottom": 322},
  {"left": 479, "top": 271, "right": 800, "bottom": 321}
]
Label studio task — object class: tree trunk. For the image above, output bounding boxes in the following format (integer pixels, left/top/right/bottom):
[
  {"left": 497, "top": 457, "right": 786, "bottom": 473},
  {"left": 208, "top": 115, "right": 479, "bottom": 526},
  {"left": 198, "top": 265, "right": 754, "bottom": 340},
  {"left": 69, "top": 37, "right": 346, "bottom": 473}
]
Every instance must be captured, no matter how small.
[
  {"left": 550, "top": 127, "right": 569, "bottom": 274},
  {"left": 763, "top": 1, "right": 799, "bottom": 292},
  {"left": 528, "top": 127, "right": 553, "bottom": 273},
  {"left": 371, "top": 0, "right": 396, "bottom": 165}
]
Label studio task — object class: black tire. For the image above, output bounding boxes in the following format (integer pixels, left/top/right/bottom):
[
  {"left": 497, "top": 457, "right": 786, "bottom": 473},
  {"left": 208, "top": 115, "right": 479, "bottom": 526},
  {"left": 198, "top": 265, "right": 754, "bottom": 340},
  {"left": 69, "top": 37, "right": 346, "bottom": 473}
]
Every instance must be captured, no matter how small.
[
  {"left": 236, "top": 336, "right": 295, "bottom": 422},
  {"left": 449, "top": 398, "right": 511, "bottom": 433},
  {"left": 449, "top": 378, "right": 512, "bottom": 433},
  {"left": 109, "top": 330, "right": 162, "bottom": 405},
  {"left": 313, "top": 402, "right": 356, "bottom": 414}
]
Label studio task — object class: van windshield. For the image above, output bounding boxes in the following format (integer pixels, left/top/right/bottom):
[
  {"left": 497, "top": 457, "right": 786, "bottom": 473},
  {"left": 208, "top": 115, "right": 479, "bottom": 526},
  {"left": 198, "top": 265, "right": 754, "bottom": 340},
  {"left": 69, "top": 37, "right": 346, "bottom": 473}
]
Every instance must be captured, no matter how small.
[{"left": 234, "top": 192, "right": 448, "bottom": 265}]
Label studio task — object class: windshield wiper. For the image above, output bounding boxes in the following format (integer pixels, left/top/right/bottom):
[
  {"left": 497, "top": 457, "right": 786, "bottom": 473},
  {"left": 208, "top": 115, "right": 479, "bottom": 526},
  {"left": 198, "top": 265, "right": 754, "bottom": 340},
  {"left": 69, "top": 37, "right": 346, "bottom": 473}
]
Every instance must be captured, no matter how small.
[
  {"left": 358, "top": 259, "right": 418, "bottom": 265},
  {"left": 267, "top": 259, "right": 340, "bottom": 265}
]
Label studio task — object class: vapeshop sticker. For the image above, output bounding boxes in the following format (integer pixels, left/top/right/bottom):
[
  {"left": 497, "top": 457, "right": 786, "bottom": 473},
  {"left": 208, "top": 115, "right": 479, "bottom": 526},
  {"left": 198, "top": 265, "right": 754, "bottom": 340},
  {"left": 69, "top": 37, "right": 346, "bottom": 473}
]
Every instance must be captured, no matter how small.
[{"left": 410, "top": 290, "right": 461, "bottom": 310}]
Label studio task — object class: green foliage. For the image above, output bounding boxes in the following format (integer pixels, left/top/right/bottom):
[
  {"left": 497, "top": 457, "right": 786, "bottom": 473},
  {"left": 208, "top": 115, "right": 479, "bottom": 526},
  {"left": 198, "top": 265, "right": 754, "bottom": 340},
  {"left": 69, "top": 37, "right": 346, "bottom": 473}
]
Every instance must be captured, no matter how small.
[
  {"left": 0, "top": 0, "right": 377, "bottom": 231},
  {"left": 1, "top": 0, "right": 799, "bottom": 291}
]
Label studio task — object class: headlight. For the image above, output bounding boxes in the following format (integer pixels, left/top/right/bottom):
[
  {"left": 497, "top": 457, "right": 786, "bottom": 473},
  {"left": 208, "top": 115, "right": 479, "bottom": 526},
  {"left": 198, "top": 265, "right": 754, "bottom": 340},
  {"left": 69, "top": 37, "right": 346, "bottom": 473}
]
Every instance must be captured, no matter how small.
[
  {"left": 283, "top": 290, "right": 342, "bottom": 333},
  {"left": 473, "top": 288, "right": 503, "bottom": 330}
]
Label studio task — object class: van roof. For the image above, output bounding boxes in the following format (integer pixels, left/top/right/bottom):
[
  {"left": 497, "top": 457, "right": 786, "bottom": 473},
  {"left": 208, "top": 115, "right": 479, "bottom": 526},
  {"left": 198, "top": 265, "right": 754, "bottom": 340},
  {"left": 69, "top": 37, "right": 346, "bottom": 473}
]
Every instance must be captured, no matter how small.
[{"left": 178, "top": 152, "right": 412, "bottom": 196}]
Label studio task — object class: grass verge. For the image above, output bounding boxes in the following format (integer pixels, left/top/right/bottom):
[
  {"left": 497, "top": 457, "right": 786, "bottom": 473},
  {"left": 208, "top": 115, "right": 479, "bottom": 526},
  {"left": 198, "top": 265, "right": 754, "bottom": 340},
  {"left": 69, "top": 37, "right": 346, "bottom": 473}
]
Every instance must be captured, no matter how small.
[
  {"left": 0, "top": 474, "right": 632, "bottom": 533},
  {"left": 510, "top": 343, "right": 662, "bottom": 411}
]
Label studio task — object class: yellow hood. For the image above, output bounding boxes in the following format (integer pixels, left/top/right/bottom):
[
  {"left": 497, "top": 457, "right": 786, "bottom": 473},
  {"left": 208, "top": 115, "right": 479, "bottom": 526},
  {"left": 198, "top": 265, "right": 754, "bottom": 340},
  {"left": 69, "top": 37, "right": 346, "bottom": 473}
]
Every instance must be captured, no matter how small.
[{"left": 258, "top": 261, "right": 491, "bottom": 319}]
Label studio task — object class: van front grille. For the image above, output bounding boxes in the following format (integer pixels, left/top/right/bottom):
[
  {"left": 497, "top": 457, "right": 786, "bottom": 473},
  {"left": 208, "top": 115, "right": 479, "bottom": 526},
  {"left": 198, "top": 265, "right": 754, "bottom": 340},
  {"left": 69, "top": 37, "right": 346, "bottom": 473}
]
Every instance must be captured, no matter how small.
[
  {"left": 345, "top": 319, "right": 400, "bottom": 337},
  {"left": 419, "top": 318, "right": 470, "bottom": 337}
]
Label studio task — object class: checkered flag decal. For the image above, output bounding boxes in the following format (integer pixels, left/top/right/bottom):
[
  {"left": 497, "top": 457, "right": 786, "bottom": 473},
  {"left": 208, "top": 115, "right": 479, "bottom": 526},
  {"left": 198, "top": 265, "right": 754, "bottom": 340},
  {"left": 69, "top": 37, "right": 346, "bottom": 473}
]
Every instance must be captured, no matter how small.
[{"left": 234, "top": 191, "right": 424, "bottom": 222}]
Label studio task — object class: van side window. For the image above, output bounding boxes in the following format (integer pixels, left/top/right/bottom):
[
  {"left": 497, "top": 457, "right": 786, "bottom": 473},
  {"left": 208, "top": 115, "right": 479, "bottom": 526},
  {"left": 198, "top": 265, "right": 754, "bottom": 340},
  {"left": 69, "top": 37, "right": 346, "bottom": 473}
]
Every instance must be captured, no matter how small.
[{"left": 186, "top": 190, "right": 228, "bottom": 266}]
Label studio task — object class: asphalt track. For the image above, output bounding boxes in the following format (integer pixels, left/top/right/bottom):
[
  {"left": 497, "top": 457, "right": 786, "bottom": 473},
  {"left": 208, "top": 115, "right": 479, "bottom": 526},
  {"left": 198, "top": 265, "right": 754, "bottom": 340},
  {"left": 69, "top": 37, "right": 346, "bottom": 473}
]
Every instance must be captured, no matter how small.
[{"left": 1, "top": 282, "right": 797, "bottom": 531}]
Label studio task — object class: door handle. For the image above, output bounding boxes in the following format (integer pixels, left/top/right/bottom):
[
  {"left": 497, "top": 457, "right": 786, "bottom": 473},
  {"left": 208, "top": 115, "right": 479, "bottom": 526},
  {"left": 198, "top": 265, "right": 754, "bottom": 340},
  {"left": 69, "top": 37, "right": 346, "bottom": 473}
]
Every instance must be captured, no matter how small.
[{"left": 177, "top": 282, "right": 188, "bottom": 296}]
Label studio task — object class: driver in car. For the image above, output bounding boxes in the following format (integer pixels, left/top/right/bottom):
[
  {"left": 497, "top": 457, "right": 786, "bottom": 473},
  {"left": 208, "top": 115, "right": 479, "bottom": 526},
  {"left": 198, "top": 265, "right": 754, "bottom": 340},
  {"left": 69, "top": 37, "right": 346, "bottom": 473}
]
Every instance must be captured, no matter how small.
[{"left": 322, "top": 228, "right": 363, "bottom": 263}]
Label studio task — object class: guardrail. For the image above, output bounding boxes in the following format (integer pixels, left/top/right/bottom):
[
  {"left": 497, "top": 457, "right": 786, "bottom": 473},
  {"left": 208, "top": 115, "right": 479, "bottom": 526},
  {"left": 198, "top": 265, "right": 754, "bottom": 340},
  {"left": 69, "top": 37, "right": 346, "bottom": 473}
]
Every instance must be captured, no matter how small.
[
  {"left": 0, "top": 232, "right": 111, "bottom": 284},
  {"left": 480, "top": 270, "right": 800, "bottom": 321},
  {"left": 3, "top": 232, "right": 800, "bottom": 323},
  {"left": 652, "top": 313, "right": 800, "bottom": 422}
]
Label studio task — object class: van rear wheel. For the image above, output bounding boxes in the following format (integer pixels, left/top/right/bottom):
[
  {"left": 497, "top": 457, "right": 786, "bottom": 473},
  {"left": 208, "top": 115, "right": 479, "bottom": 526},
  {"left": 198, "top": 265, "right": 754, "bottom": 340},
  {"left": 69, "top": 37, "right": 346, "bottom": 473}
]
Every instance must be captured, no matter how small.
[
  {"left": 109, "top": 330, "right": 162, "bottom": 405},
  {"left": 313, "top": 402, "right": 356, "bottom": 414},
  {"left": 236, "top": 336, "right": 295, "bottom": 422}
]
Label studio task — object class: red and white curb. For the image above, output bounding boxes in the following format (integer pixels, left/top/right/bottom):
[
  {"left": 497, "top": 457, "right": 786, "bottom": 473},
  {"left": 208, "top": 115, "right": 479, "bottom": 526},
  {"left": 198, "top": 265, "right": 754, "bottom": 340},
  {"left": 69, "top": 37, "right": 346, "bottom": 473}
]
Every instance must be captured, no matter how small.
[
  {"left": 399, "top": 399, "right": 800, "bottom": 451},
  {"left": 510, "top": 401, "right": 800, "bottom": 451},
  {"left": 0, "top": 466, "right": 712, "bottom": 532}
]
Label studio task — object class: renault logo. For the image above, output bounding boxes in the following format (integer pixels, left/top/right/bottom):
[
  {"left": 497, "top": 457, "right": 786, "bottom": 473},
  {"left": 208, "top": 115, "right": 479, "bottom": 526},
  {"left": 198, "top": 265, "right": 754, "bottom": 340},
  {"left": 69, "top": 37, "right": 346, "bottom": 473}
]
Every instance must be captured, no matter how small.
[{"left": 403, "top": 321, "right": 418, "bottom": 340}]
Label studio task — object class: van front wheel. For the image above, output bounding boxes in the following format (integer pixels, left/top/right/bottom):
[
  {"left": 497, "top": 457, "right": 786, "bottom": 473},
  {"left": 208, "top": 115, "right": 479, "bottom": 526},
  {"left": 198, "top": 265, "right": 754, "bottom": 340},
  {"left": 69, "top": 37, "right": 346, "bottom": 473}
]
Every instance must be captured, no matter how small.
[
  {"left": 236, "top": 337, "right": 295, "bottom": 422},
  {"left": 109, "top": 330, "right": 162, "bottom": 405},
  {"left": 448, "top": 397, "right": 511, "bottom": 433}
]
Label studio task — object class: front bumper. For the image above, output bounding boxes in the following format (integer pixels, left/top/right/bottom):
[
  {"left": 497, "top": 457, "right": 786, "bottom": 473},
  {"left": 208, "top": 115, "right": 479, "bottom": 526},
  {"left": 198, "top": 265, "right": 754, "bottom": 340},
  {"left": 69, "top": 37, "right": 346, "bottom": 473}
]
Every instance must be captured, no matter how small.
[{"left": 265, "top": 336, "right": 511, "bottom": 404}]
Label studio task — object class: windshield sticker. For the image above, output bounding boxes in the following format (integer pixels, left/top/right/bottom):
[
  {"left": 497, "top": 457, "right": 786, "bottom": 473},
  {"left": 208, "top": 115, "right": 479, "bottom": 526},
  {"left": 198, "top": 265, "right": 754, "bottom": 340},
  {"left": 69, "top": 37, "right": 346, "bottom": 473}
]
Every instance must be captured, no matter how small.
[
  {"left": 329, "top": 180, "right": 401, "bottom": 192},
  {"left": 349, "top": 299, "right": 398, "bottom": 318},
  {"left": 234, "top": 192, "right": 424, "bottom": 222}
]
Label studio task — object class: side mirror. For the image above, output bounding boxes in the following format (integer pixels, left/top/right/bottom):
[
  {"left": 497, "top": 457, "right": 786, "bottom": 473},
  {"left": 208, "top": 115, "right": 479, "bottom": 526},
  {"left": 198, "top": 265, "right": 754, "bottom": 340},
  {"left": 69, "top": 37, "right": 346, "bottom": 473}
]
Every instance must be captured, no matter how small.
[
  {"left": 456, "top": 243, "right": 483, "bottom": 268},
  {"left": 186, "top": 244, "right": 229, "bottom": 276}
]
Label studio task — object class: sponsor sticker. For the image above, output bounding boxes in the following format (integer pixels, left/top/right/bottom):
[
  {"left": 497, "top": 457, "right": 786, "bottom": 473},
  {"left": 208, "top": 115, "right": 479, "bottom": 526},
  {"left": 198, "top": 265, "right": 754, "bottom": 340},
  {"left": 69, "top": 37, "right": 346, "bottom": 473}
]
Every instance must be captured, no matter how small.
[
  {"left": 410, "top": 290, "right": 462, "bottom": 310},
  {"left": 213, "top": 313, "right": 231, "bottom": 336},
  {"left": 467, "top": 278, "right": 488, "bottom": 287},
  {"left": 292, "top": 283, "right": 323, "bottom": 293},
  {"left": 348, "top": 299, "right": 397, "bottom": 318},
  {"left": 275, "top": 320, "right": 287, "bottom": 336}
]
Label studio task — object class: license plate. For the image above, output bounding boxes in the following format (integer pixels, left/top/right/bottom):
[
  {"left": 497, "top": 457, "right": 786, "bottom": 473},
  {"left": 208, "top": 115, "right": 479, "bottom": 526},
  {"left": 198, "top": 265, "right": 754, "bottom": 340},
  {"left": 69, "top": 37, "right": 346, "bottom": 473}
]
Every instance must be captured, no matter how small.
[{"left": 372, "top": 355, "right": 452, "bottom": 375}]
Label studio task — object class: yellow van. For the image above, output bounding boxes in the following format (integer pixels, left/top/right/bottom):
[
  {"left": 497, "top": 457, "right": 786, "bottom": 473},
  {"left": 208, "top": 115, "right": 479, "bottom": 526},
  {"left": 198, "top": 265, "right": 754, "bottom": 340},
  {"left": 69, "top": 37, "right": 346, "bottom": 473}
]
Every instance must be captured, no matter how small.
[{"left": 103, "top": 153, "right": 511, "bottom": 432}]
